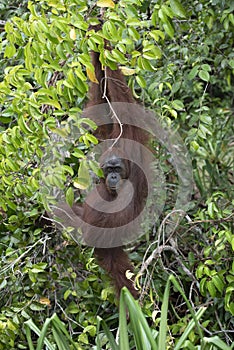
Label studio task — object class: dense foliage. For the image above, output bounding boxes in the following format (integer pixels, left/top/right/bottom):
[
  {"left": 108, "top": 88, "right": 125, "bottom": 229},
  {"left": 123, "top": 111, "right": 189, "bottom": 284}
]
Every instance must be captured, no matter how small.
[{"left": 0, "top": 0, "right": 233, "bottom": 349}]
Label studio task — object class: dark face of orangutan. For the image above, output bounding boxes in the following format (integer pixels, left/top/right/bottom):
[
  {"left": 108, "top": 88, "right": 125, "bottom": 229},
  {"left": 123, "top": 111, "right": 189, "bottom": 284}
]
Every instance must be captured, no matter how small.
[{"left": 102, "top": 155, "right": 128, "bottom": 194}]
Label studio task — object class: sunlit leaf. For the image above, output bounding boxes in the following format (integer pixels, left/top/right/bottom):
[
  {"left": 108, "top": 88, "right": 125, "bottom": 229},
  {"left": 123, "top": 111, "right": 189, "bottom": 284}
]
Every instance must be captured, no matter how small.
[
  {"left": 120, "top": 67, "right": 136, "bottom": 76},
  {"left": 69, "top": 28, "right": 76, "bottom": 40},
  {"left": 39, "top": 297, "right": 51, "bottom": 306},
  {"left": 97, "top": 0, "right": 115, "bottom": 8}
]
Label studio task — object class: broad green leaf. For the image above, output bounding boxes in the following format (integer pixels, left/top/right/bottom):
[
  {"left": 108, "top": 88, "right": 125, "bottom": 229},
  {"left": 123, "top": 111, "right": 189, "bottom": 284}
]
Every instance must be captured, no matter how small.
[
  {"left": 163, "top": 21, "right": 175, "bottom": 38},
  {"left": 89, "top": 160, "right": 104, "bottom": 178},
  {"left": 128, "top": 27, "right": 140, "bottom": 40},
  {"left": 162, "top": 4, "right": 174, "bottom": 18},
  {"left": 64, "top": 289, "right": 72, "bottom": 301},
  {"left": 136, "top": 75, "right": 146, "bottom": 88},
  {"left": 149, "top": 30, "right": 165, "bottom": 41},
  {"left": 112, "top": 49, "right": 127, "bottom": 64},
  {"left": 85, "top": 133, "right": 98, "bottom": 145},
  {"left": 143, "top": 47, "right": 162, "bottom": 60},
  {"left": 143, "top": 51, "right": 156, "bottom": 60},
  {"left": 207, "top": 280, "right": 216, "bottom": 297},
  {"left": 169, "top": 109, "right": 177, "bottom": 118},
  {"left": 24, "top": 41, "right": 33, "bottom": 71},
  {"left": 104, "top": 49, "right": 117, "bottom": 62},
  {"left": 126, "top": 18, "right": 141, "bottom": 26},
  {"left": 84, "top": 325, "right": 96, "bottom": 337},
  {"left": 229, "top": 59, "right": 234, "bottom": 69},
  {"left": 78, "top": 118, "right": 97, "bottom": 130},
  {"left": 72, "top": 149, "right": 86, "bottom": 159},
  {"left": 212, "top": 275, "right": 224, "bottom": 293},
  {"left": 172, "top": 100, "right": 184, "bottom": 110},
  {"left": 200, "top": 115, "right": 212, "bottom": 124},
  {"left": 199, "top": 70, "right": 210, "bottom": 82},
  {"left": 41, "top": 99, "right": 61, "bottom": 109},
  {"left": 102, "top": 21, "right": 118, "bottom": 40},
  {"left": 74, "top": 160, "right": 90, "bottom": 190},
  {"left": 170, "top": 0, "right": 186, "bottom": 18},
  {"left": 18, "top": 115, "right": 33, "bottom": 134},
  {"left": 188, "top": 66, "right": 199, "bottom": 80},
  {"left": 138, "top": 57, "right": 156, "bottom": 71},
  {"left": 66, "top": 301, "right": 79, "bottom": 314},
  {"left": 66, "top": 187, "right": 74, "bottom": 207},
  {"left": 201, "top": 64, "right": 211, "bottom": 71},
  {"left": 4, "top": 44, "right": 16, "bottom": 58}
]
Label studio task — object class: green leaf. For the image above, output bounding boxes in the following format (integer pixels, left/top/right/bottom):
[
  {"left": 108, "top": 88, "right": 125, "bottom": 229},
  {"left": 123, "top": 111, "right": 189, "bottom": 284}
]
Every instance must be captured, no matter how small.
[
  {"left": 212, "top": 275, "right": 224, "bottom": 293},
  {"left": 72, "top": 148, "right": 86, "bottom": 159},
  {"left": 229, "top": 59, "right": 234, "bottom": 69},
  {"left": 163, "top": 21, "right": 175, "bottom": 38},
  {"left": 18, "top": 115, "right": 33, "bottom": 134},
  {"left": 84, "top": 325, "right": 96, "bottom": 337},
  {"left": 66, "top": 301, "right": 79, "bottom": 314},
  {"left": 128, "top": 27, "right": 140, "bottom": 40},
  {"left": 207, "top": 280, "right": 216, "bottom": 297},
  {"left": 4, "top": 44, "right": 16, "bottom": 58},
  {"left": 126, "top": 18, "right": 141, "bottom": 26},
  {"left": 85, "top": 133, "right": 98, "bottom": 145},
  {"left": 188, "top": 66, "right": 199, "bottom": 80},
  {"left": 149, "top": 30, "right": 165, "bottom": 41},
  {"left": 203, "top": 336, "right": 233, "bottom": 350},
  {"left": 136, "top": 75, "right": 146, "bottom": 88},
  {"left": 112, "top": 49, "right": 127, "bottom": 64},
  {"left": 66, "top": 187, "right": 74, "bottom": 207},
  {"left": 201, "top": 64, "right": 211, "bottom": 71},
  {"left": 0, "top": 279, "right": 7, "bottom": 290},
  {"left": 158, "top": 278, "right": 170, "bottom": 349},
  {"left": 172, "top": 100, "right": 184, "bottom": 110},
  {"left": 199, "top": 70, "right": 210, "bottom": 82},
  {"left": 162, "top": 5, "right": 174, "bottom": 18},
  {"left": 170, "top": 0, "right": 186, "bottom": 18},
  {"left": 200, "top": 115, "right": 212, "bottom": 124},
  {"left": 89, "top": 160, "right": 103, "bottom": 178},
  {"left": 40, "top": 99, "right": 61, "bottom": 109},
  {"left": 74, "top": 160, "right": 90, "bottom": 190},
  {"left": 137, "top": 57, "right": 156, "bottom": 71}
]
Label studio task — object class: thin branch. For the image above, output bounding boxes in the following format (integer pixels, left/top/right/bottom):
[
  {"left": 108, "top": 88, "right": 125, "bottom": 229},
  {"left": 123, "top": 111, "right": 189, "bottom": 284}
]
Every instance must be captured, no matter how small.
[
  {"left": 186, "top": 212, "right": 234, "bottom": 225},
  {"left": 215, "top": 310, "right": 233, "bottom": 344},
  {"left": 0, "top": 235, "right": 51, "bottom": 275},
  {"left": 139, "top": 244, "right": 199, "bottom": 288}
]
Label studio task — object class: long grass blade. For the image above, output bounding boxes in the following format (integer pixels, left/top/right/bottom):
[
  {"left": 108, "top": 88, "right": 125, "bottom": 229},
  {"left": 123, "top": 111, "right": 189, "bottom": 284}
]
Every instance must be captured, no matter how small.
[
  {"left": 158, "top": 277, "right": 170, "bottom": 350},
  {"left": 24, "top": 319, "right": 54, "bottom": 350},
  {"left": 98, "top": 316, "right": 119, "bottom": 350},
  {"left": 174, "top": 307, "right": 206, "bottom": 350},
  {"left": 121, "top": 288, "right": 157, "bottom": 350}
]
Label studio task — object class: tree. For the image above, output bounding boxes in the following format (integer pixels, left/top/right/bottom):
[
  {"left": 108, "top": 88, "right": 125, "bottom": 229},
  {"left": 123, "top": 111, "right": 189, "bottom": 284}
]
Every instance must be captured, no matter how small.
[{"left": 0, "top": 0, "right": 233, "bottom": 348}]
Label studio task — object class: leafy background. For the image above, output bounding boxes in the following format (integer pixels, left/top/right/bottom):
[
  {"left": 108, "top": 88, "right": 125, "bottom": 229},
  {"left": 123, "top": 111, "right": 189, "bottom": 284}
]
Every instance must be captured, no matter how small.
[{"left": 0, "top": 0, "right": 233, "bottom": 349}]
